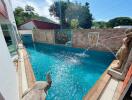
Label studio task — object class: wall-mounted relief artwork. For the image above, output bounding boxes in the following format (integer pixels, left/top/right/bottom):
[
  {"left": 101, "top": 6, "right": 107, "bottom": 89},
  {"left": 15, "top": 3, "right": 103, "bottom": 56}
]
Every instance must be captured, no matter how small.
[{"left": 87, "top": 32, "right": 100, "bottom": 47}]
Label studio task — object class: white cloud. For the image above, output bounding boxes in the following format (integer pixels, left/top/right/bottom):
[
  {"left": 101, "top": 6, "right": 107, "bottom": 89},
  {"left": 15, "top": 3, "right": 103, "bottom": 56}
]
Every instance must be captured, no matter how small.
[
  {"left": 45, "top": 0, "right": 54, "bottom": 5},
  {"left": 11, "top": 0, "right": 59, "bottom": 23},
  {"left": 11, "top": 0, "right": 26, "bottom": 9}
]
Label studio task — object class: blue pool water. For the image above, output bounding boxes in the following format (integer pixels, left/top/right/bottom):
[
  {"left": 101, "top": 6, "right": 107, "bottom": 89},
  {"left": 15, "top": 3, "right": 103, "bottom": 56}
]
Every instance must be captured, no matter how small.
[{"left": 25, "top": 43, "right": 114, "bottom": 100}]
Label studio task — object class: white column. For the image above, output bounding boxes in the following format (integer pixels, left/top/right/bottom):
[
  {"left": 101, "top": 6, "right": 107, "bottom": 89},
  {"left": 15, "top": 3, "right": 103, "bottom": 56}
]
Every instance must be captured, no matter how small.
[{"left": 0, "top": 25, "right": 19, "bottom": 100}]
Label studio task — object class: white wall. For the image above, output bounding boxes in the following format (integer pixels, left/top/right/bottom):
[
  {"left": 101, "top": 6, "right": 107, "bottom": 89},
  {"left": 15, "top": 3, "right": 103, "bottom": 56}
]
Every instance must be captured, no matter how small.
[
  {"left": 0, "top": 0, "right": 19, "bottom": 47},
  {"left": 0, "top": 0, "right": 19, "bottom": 99},
  {"left": 5, "top": 0, "right": 17, "bottom": 27},
  {"left": 0, "top": 26, "right": 19, "bottom": 100},
  {"left": 19, "top": 30, "right": 33, "bottom": 35},
  {"left": 3, "top": 0, "right": 20, "bottom": 46},
  {"left": 20, "top": 21, "right": 36, "bottom": 30},
  {"left": 114, "top": 26, "right": 132, "bottom": 29}
]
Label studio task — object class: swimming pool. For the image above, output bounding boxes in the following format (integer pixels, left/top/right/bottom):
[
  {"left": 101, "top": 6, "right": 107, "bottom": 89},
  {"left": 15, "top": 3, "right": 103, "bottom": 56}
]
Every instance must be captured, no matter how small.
[{"left": 25, "top": 43, "right": 114, "bottom": 100}]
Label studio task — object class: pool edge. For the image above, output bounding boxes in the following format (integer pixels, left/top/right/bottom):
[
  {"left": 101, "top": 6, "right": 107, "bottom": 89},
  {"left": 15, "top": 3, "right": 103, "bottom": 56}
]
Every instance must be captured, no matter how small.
[{"left": 83, "top": 60, "right": 117, "bottom": 100}]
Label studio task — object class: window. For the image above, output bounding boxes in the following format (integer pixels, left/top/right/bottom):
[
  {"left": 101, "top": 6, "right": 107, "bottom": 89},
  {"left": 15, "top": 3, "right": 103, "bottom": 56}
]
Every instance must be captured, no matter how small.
[{"left": 1, "top": 24, "right": 17, "bottom": 56}]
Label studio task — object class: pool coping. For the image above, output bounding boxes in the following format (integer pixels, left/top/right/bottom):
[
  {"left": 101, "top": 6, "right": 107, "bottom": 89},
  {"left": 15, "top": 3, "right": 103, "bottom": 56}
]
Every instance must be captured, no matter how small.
[
  {"left": 83, "top": 60, "right": 115, "bottom": 100},
  {"left": 17, "top": 44, "right": 49, "bottom": 99},
  {"left": 17, "top": 45, "right": 36, "bottom": 98},
  {"left": 22, "top": 48, "right": 36, "bottom": 88},
  {"left": 84, "top": 60, "right": 132, "bottom": 100}
]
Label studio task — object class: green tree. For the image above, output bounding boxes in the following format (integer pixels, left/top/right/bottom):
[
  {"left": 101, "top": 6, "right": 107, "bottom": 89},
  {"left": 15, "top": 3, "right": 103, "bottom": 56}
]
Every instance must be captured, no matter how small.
[
  {"left": 107, "top": 17, "right": 132, "bottom": 28},
  {"left": 49, "top": 1, "right": 68, "bottom": 27},
  {"left": 25, "top": 5, "right": 34, "bottom": 12},
  {"left": 14, "top": 7, "right": 25, "bottom": 25},
  {"left": 49, "top": 1, "right": 93, "bottom": 29},
  {"left": 14, "top": 5, "right": 39, "bottom": 26},
  {"left": 79, "top": 2, "right": 93, "bottom": 28},
  {"left": 65, "top": 2, "right": 93, "bottom": 28},
  {"left": 70, "top": 19, "right": 79, "bottom": 29},
  {"left": 92, "top": 21, "right": 107, "bottom": 29}
]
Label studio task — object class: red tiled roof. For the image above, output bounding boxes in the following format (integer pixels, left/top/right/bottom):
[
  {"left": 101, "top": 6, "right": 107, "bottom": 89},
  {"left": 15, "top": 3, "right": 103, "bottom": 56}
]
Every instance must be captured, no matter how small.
[
  {"left": 0, "top": 0, "right": 8, "bottom": 19},
  {"left": 32, "top": 20, "right": 60, "bottom": 29}
]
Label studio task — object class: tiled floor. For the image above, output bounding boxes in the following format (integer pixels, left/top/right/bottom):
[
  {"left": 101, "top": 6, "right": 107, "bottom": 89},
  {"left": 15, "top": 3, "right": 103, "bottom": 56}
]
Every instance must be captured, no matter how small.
[{"left": 99, "top": 78, "right": 118, "bottom": 100}]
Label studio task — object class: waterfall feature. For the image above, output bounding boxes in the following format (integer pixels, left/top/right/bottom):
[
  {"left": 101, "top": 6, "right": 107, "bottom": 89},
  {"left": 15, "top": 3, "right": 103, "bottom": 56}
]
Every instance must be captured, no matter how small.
[
  {"left": 76, "top": 32, "right": 100, "bottom": 57},
  {"left": 82, "top": 32, "right": 100, "bottom": 56}
]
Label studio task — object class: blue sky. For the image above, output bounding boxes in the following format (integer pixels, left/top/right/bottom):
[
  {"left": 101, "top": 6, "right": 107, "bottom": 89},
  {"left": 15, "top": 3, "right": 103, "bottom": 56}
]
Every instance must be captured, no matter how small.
[
  {"left": 12, "top": 0, "right": 132, "bottom": 22},
  {"left": 77, "top": 0, "right": 132, "bottom": 21}
]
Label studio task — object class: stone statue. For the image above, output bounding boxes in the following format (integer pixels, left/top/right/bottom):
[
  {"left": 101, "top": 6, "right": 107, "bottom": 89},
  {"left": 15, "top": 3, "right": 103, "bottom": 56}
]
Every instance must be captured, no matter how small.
[
  {"left": 45, "top": 72, "right": 52, "bottom": 92},
  {"left": 22, "top": 73, "right": 52, "bottom": 100},
  {"left": 113, "top": 29, "right": 132, "bottom": 70}
]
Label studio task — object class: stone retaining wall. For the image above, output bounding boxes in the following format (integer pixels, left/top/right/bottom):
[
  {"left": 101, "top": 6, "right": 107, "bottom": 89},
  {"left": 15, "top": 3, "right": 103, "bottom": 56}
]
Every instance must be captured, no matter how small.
[
  {"left": 72, "top": 29, "right": 126, "bottom": 52},
  {"left": 31, "top": 28, "right": 127, "bottom": 52}
]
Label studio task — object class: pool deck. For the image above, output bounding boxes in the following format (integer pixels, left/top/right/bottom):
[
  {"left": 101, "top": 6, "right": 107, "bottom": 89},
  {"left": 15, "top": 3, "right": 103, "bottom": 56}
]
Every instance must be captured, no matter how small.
[
  {"left": 83, "top": 60, "right": 113, "bottom": 100},
  {"left": 84, "top": 60, "right": 132, "bottom": 100},
  {"left": 17, "top": 45, "right": 35, "bottom": 97},
  {"left": 17, "top": 44, "right": 49, "bottom": 100}
]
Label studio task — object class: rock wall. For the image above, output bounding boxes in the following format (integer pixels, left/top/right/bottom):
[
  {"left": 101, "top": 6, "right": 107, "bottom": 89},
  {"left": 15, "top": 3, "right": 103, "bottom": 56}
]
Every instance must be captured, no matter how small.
[{"left": 72, "top": 29, "right": 126, "bottom": 52}]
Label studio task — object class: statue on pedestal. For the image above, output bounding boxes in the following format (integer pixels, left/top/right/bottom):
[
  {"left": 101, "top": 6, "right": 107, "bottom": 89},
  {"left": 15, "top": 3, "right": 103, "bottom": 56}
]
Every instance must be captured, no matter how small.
[
  {"left": 113, "top": 29, "right": 132, "bottom": 70},
  {"left": 22, "top": 72, "right": 52, "bottom": 100}
]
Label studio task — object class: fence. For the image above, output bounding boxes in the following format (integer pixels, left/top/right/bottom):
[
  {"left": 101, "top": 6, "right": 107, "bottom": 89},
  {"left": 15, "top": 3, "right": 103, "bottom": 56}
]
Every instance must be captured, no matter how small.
[
  {"left": 33, "top": 29, "right": 55, "bottom": 44},
  {"left": 32, "top": 29, "right": 72, "bottom": 45},
  {"left": 21, "top": 28, "right": 127, "bottom": 51},
  {"left": 54, "top": 29, "right": 72, "bottom": 44}
]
